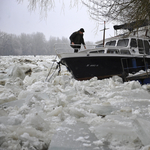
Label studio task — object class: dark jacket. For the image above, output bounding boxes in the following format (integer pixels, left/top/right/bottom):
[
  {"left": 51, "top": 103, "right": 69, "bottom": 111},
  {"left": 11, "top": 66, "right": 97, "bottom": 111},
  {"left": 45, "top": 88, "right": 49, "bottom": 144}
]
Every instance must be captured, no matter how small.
[{"left": 69, "top": 31, "right": 85, "bottom": 49}]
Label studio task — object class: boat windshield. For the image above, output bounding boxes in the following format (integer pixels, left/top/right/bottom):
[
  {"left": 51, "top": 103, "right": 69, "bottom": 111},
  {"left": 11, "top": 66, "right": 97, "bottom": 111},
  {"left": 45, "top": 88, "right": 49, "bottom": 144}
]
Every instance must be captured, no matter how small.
[
  {"left": 130, "top": 38, "right": 137, "bottom": 47},
  {"left": 106, "top": 41, "right": 116, "bottom": 46},
  {"left": 117, "top": 39, "right": 129, "bottom": 47},
  {"left": 107, "top": 49, "right": 119, "bottom": 54},
  {"left": 120, "top": 49, "right": 131, "bottom": 55},
  {"left": 90, "top": 50, "right": 105, "bottom": 53},
  {"left": 96, "top": 43, "right": 103, "bottom": 48}
]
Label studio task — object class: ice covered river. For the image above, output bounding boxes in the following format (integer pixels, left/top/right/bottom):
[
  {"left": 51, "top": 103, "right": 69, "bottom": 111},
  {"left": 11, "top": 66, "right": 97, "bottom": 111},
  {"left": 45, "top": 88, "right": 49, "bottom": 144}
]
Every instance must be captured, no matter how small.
[{"left": 0, "top": 55, "right": 150, "bottom": 150}]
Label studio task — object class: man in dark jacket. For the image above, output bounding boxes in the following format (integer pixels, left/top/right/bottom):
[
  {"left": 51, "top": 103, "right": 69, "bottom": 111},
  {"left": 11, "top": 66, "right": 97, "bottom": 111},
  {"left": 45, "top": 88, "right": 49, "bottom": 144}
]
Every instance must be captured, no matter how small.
[{"left": 69, "top": 28, "right": 86, "bottom": 53}]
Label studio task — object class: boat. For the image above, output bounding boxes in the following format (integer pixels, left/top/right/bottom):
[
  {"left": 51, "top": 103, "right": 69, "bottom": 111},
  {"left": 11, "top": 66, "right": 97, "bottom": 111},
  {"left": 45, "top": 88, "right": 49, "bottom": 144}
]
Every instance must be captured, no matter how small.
[{"left": 56, "top": 22, "right": 150, "bottom": 81}]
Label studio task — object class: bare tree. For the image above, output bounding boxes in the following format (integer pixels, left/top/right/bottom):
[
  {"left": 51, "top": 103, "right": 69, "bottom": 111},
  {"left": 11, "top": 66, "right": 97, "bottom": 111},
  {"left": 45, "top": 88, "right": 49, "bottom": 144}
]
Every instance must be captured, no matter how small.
[
  {"left": 17, "top": 0, "right": 150, "bottom": 22},
  {"left": 16, "top": 0, "right": 79, "bottom": 16},
  {"left": 17, "top": 0, "right": 55, "bottom": 11},
  {"left": 16, "top": 0, "right": 150, "bottom": 30},
  {"left": 81, "top": 0, "right": 150, "bottom": 26}
]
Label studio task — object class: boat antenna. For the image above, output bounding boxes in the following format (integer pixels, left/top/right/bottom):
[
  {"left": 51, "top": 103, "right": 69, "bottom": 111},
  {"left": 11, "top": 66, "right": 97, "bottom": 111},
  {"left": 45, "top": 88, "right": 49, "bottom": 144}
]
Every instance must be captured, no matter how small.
[{"left": 100, "top": 21, "right": 109, "bottom": 47}]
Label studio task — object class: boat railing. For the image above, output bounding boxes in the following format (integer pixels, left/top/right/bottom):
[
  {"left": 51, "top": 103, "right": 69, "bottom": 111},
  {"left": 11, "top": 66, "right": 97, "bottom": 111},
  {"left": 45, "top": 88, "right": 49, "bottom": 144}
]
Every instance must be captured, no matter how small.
[
  {"left": 54, "top": 43, "right": 96, "bottom": 54},
  {"left": 54, "top": 43, "right": 145, "bottom": 56},
  {"left": 121, "top": 56, "right": 150, "bottom": 81}
]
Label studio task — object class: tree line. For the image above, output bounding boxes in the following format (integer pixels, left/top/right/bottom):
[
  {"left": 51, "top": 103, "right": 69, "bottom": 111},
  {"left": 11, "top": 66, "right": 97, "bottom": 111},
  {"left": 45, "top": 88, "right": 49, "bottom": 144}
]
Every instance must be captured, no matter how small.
[
  {"left": 0, "top": 32, "right": 69, "bottom": 56},
  {"left": 0, "top": 31, "right": 72, "bottom": 55},
  {"left": 0, "top": 31, "right": 93, "bottom": 56}
]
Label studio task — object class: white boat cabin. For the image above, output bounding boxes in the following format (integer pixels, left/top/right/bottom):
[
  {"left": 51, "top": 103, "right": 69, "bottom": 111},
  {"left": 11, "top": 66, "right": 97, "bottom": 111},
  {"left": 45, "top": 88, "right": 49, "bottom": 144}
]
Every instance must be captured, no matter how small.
[{"left": 95, "top": 36, "right": 150, "bottom": 55}]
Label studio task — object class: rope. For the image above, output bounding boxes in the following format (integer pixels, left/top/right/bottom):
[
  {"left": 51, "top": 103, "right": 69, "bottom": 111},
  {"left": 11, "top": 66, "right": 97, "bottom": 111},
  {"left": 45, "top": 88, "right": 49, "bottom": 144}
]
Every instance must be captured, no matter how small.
[
  {"left": 47, "top": 62, "right": 60, "bottom": 82},
  {"left": 45, "top": 55, "right": 58, "bottom": 82}
]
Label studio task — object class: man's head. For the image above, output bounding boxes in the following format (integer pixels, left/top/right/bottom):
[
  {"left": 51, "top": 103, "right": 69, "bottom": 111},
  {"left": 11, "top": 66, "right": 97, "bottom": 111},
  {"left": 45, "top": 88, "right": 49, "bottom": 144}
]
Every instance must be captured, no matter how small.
[{"left": 79, "top": 28, "right": 85, "bottom": 34}]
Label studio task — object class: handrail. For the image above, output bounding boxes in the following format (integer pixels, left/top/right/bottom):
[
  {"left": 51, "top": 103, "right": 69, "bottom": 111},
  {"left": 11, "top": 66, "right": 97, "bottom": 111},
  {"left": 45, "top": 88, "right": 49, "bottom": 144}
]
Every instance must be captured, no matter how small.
[
  {"left": 121, "top": 56, "right": 150, "bottom": 81},
  {"left": 143, "top": 55, "right": 149, "bottom": 78},
  {"left": 54, "top": 43, "right": 96, "bottom": 55}
]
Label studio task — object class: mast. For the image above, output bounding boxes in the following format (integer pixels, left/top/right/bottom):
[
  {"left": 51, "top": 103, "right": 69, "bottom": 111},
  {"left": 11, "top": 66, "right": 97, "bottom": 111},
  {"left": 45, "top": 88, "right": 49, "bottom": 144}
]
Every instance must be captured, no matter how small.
[
  {"left": 103, "top": 21, "right": 106, "bottom": 46},
  {"left": 100, "top": 21, "right": 108, "bottom": 46}
]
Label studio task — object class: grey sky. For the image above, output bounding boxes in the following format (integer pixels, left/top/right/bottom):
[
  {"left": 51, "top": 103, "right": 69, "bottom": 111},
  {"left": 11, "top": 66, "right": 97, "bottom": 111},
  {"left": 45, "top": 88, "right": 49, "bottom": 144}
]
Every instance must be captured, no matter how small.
[{"left": 0, "top": 0, "right": 115, "bottom": 42}]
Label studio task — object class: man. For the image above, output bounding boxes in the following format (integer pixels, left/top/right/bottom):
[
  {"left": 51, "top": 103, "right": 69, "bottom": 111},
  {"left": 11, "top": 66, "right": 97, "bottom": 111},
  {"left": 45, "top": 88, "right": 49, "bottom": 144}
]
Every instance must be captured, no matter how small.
[{"left": 69, "top": 28, "right": 86, "bottom": 53}]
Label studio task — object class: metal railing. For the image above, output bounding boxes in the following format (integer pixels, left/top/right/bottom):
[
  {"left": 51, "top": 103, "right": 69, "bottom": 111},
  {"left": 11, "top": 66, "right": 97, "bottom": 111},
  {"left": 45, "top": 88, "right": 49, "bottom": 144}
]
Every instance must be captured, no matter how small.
[
  {"left": 121, "top": 56, "right": 150, "bottom": 81},
  {"left": 54, "top": 43, "right": 96, "bottom": 55}
]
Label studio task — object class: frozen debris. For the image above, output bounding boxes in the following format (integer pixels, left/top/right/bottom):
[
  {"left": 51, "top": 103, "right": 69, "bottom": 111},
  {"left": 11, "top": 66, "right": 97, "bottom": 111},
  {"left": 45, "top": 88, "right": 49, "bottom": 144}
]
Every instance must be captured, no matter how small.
[
  {"left": 0, "top": 80, "right": 6, "bottom": 86},
  {"left": 141, "top": 145, "right": 150, "bottom": 150},
  {"left": 132, "top": 118, "right": 150, "bottom": 146},
  {"left": 75, "top": 136, "right": 90, "bottom": 143},
  {"left": 25, "top": 68, "right": 32, "bottom": 76},
  {"left": 0, "top": 89, "right": 16, "bottom": 105},
  {"left": 0, "top": 56, "right": 150, "bottom": 150},
  {"left": 48, "top": 106, "right": 63, "bottom": 117},
  {"left": 112, "top": 75, "right": 123, "bottom": 83},
  {"left": 7, "top": 65, "right": 25, "bottom": 80},
  {"left": 93, "top": 140, "right": 104, "bottom": 146},
  {"left": 84, "top": 87, "right": 96, "bottom": 95},
  {"left": 49, "top": 121, "right": 98, "bottom": 150},
  {"left": 91, "top": 104, "right": 117, "bottom": 116}
]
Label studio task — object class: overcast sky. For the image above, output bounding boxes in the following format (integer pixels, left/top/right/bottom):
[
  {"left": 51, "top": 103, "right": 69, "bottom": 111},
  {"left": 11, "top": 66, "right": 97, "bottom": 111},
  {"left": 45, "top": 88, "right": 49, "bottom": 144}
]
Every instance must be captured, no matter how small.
[{"left": 0, "top": 0, "right": 115, "bottom": 43}]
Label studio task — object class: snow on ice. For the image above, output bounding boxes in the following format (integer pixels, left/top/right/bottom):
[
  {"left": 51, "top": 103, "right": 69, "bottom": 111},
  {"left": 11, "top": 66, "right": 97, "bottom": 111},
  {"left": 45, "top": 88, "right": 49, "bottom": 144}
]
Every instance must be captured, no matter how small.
[{"left": 0, "top": 55, "right": 150, "bottom": 150}]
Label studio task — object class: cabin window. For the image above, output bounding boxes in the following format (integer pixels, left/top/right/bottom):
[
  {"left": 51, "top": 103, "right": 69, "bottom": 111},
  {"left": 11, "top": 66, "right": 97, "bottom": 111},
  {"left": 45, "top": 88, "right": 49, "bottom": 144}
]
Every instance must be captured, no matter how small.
[
  {"left": 90, "top": 50, "right": 104, "bottom": 53},
  {"left": 106, "top": 41, "right": 116, "bottom": 46},
  {"left": 144, "top": 40, "right": 150, "bottom": 54},
  {"left": 98, "top": 50, "right": 105, "bottom": 53},
  {"left": 138, "top": 39, "right": 144, "bottom": 54},
  {"left": 117, "top": 39, "right": 129, "bottom": 47},
  {"left": 120, "top": 49, "right": 131, "bottom": 55},
  {"left": 107, "top": 49, "right": 119, "bottom": 54},
  {"left": 96, "top": 43, "right": 103, "bottom": 47},
  {"left": 130, "top": 38, "right": 137, "bottom": 47}
]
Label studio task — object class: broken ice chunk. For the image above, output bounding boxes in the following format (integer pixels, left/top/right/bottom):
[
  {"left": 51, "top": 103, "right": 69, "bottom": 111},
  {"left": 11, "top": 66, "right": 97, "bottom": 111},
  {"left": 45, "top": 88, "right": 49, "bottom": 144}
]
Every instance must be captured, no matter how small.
[{"left": 132, "top": 118, "right": 150, "bottom": 146}]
